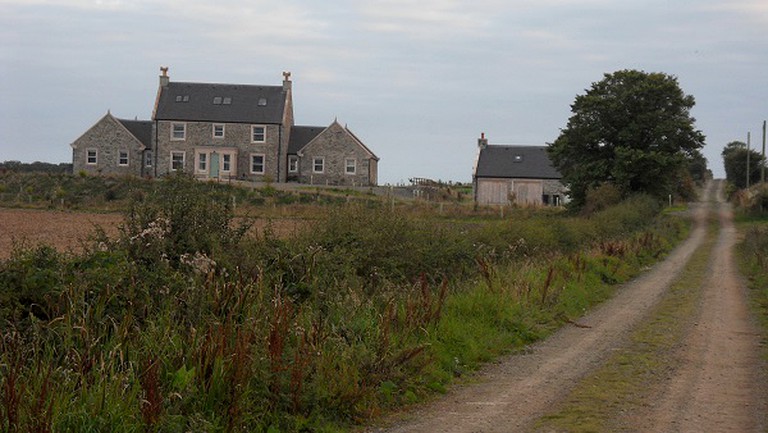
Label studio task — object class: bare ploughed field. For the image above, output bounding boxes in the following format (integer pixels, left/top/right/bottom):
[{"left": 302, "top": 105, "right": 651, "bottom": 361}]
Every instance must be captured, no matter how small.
[{"left": 0, "top": 208, "right": 305, "bottom": 260}]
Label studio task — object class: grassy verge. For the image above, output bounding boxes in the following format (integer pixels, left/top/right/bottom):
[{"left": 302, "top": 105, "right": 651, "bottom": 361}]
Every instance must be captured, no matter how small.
[
  {"left": 736, "top": 218, "right": 768, "bottom": 354},
  {"left": 534, "top": 215, "right": 717, "bottom": 432}
]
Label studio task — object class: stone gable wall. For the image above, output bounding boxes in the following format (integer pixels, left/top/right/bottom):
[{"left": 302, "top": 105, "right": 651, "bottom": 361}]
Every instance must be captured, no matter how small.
[
  {"left": 297, "top": 124, "right": 376, "bottom": 186},
  {"left": 71, "top": 116, "right": 145, "bottom": 176}
]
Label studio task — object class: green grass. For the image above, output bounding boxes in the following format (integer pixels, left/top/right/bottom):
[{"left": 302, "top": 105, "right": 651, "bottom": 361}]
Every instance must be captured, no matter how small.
[{"left": 534, "top": 217, "right": 717, "bottom": 432}]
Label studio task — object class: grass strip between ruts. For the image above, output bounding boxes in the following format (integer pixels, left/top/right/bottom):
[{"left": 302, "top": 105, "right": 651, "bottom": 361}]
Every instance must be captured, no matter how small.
[{"left": 533, "top": 215, "right": 718, "bottom": 432}]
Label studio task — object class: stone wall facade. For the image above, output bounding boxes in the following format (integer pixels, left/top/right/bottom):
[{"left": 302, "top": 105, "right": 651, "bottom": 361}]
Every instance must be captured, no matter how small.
[
  {"left": 71, "top": 114, "right": 147, "bottom": 176},
  {"left": 297, "top": 122, "right": 378, "bottom": 186},
  {"left": 154, "top": 120, "right": 286, "bottom": 182}
]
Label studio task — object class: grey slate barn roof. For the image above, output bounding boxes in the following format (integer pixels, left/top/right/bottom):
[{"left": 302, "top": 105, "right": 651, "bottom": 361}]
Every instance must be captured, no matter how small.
[
  {"left": 117, "top": 119, "right": 153, "bottom": 148},
  {"left": 288, "top": 125, "right": 325, "bottom": 154},
  {"left": 475, "top": 145, "right": 561, "bottom": 179},
  {"left": 154, "top": 82, "right": 287, "bottom": 124}
]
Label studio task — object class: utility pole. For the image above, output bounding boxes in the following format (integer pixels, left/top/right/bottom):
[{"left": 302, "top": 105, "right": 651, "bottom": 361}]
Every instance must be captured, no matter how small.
[
  {"left": 762, "top": 120, "right": 766, "bottom": 184},
  {"left": 747, "top": 132, "right": 751, "bottom": 189}
]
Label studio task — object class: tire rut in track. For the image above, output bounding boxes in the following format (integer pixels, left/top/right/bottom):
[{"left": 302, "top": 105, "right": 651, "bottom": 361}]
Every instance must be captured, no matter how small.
[{"left": 367, "top": 183, "right": 716, "bottom": 433}]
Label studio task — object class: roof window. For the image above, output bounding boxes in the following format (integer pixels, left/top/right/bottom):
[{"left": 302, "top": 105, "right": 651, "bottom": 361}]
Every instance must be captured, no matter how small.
[
  {"left": 223, "top": 97, "right": 232, "bottom": 105},
  {"left": 513, "top": 155, "right": 524, "bottom": 162},
  {"left": 213, "top": 96, "right": 222, "bottom": 105},
  {"left": 258, "top": 97, "right": 267, "bottom": 106},
  {"left": 175, "top": 95, "right": 189, "bottom": 103}
]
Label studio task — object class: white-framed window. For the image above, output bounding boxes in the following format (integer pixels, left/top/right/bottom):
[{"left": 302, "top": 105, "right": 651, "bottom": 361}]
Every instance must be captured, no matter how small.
[
  {"left": 345, "top": 158, "right": 356, "bottom": 175},
  {"left": 222, "top": 154, "right": 232, "bottom": 173},
  {"left": 213, "top": 124, "right": 225, "bottom": 139},
  {"left": 197, "top": 152, "right": 208, "bottom": 172},
  {"left": 288, "top": 156, "right": 298, "bottom": 173},
  {"left": 170, "top": 151, "right": 185, "bottom": 171},
  {"left": 145, "top": 151, "right": 153, "bottom": 167},
  {"left": 250, "top": 154, "right": 265, "bottom": 174},
  {"left": 171, "top": 123, "right": 186, "bottom": 141},
  {"left": 313, "top": 157, "right": 324, "bottom": 173},
  {"left": 118, "top": 150, "right": 129, "bottom": 166},
  {"left": 86, "top": 148, "right": 97, "bottom": 165},
  {"left": 251, "top": 125, "right": 266, "bottom": 143}
]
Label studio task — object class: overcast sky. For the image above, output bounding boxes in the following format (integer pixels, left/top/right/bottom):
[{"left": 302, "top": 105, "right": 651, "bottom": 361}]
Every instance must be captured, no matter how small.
[{"left": 1, "top": 0, "right": 766, "bottom": 183}]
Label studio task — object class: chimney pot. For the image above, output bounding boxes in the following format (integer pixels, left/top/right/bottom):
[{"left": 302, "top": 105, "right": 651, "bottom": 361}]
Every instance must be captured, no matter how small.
[
  {"left": 159, "top": 66, "right": 170, "bottom": 87},
  {"left": 478, "top": 132, "right": 488, "bottom": 149}
]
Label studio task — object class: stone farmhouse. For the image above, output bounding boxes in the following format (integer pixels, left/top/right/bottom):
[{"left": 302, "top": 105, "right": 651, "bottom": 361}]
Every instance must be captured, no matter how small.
[
  {"left": 473, "top": 133, "right": 567, "bottom": 206},
  {"left": 71, "top": 68, "right": 379, "bottom": 186}
]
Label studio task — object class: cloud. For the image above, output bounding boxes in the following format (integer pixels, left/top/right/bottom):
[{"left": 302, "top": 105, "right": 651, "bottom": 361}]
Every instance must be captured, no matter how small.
[{"left": 355, "top": 0, "right": 504, "bottom": 39}]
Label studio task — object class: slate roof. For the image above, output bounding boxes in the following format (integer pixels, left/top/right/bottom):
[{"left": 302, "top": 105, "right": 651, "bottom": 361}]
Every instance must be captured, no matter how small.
[
  {"left": 117, "top": 119, "right": 153, "bottom": 148},
  {"left": 475, "top": 145, "right": 561, "bottom": 179},
  {"left": 288, "top": 125, "right": 325, "bottom": 154},
  {"left": 154, "top": 82, "right": 287, "bottom": 124}
]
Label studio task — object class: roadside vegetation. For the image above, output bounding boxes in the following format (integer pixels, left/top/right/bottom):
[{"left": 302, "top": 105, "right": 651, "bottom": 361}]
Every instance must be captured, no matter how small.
[
  {"left": 0, "top": 173, "right": 688, "bottom": 432},
  {"left": 536, "top": 214, "right": 716, "bottom": 432}
]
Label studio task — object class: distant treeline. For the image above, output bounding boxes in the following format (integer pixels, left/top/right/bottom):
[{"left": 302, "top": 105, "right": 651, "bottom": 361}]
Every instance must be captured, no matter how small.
[{"left": 0, "top": 160, "right": 72, "bottom": 174}]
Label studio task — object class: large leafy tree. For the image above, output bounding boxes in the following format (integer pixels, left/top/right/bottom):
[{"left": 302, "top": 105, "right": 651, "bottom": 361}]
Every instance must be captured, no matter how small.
[
  {"left": 722, "top": 141, "right": 766, "bottom": 189},
  {"left": 548, "top": 70, "right": 706, "bottom": 207}
]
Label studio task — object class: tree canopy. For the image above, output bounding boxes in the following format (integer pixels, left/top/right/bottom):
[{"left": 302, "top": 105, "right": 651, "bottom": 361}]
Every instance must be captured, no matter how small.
[
  {"left": 548, "top": 70, "right": 706, "bottom": 208},
  {"left": 721, "top": 141, "right": 766, "bottom": 189}
]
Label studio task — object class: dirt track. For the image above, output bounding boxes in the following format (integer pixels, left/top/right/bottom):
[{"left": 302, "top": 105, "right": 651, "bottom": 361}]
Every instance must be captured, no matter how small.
[
  {"left": 369, "top": 180, "right": 767, "bottom": 432},
  {"left": 638, "top": 182, "right": 767, "bottom": 432}
]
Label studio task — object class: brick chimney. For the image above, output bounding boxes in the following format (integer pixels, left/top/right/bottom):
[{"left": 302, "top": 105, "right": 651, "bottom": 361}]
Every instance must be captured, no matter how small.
[
  {"left": 282, "top": 71, "right": 292, "bottom": 92},
  {"left": 478, "top": 132, "right": 488, "bottom": 149},
  {"left": 159, "top": 66, "right": 170, "bottom": 87}
]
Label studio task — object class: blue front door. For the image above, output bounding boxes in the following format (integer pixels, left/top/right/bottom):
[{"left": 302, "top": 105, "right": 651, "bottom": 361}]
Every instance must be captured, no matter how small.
[{"left": 210, "top": 152, "right": 220, "bottom": 178}]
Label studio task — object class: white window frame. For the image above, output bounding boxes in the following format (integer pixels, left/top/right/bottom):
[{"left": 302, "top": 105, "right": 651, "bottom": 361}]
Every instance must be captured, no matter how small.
[
  {"left": 222, "top": 153, "right": 232, "bottom": 173},
  {"left": 313, "top": 157, "right": 324, "bottom": 174},
  {"left": 118, "top": 150, "right": 129, "bottom": 167},
  {"left": 197, "top": 152, "right": 208, "bottom": 173},
  {"left": 171, "top": 123, "right": 186, "bottom": 141},
  {"left": 288, "top": 155, "right": 298, "bottom": 173},
  {"left": 213, "top": 124, "right": 225, "bottom": 139},
  {"left": 250, "top": 154, "right": 265, "bottom": 174},
  {"left": 345, "top": 158, "right": 356, "bottom": 175},
  {"left": 86, "top": 148, "right": 98, "bottom": 165},
  {"left": 170, "top": 151, "right": 185, "bottom": 171},
  {"left": 251, "top": 125, "right": 266, "bottom": 143}
]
